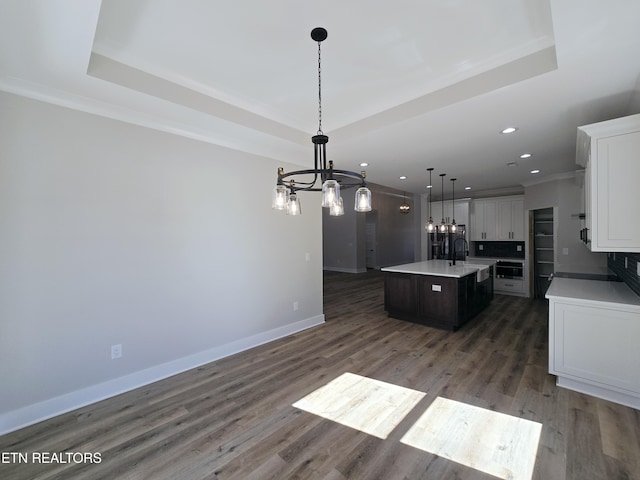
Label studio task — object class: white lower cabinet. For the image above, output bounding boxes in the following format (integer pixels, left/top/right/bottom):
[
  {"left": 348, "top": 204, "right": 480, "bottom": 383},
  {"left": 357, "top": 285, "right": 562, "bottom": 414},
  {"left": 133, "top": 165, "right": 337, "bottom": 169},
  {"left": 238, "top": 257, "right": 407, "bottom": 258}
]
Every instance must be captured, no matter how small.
[
  {"left": 548, "top": 300, "right": 640, "bottom": 409},
  {"left": 494, "top": 278, "right": 524, "bottom": 294}
]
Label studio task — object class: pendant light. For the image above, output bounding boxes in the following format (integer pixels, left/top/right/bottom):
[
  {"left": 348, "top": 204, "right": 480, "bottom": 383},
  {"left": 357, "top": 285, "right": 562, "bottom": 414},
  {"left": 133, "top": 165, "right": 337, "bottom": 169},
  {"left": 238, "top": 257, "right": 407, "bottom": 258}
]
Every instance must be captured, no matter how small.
[
  {"left": 450, "top": 178, "right": 457, "bottom": 233},
  {"left": 425, "top": 168, "right": 435, "bottom": 232},
  {"left": 399, "top": 192, "right": 411, "bottom": 214},
  {"left": 272, "top": 28, "right": 372, "bottom": 216},
  {"left": 439, "top": 173, "right": 447, "bottom": 232}
]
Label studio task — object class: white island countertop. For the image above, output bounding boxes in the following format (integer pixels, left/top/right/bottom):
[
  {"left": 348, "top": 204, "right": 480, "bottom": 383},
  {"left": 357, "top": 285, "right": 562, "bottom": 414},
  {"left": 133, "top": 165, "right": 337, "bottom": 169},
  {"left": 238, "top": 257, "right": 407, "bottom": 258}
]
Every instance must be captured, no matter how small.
[
  {"left": 381, "top": 259, "right": 495, "bottom": 278},
  {"left": 546, "top": 277, "right": 640, "bottom": 311}
]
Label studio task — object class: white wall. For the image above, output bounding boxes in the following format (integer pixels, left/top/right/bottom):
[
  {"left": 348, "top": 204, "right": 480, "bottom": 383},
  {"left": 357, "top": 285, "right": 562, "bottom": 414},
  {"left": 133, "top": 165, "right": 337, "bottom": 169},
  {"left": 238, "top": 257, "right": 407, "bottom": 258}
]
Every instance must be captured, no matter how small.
[
  {"left": 374, "top": 188, "right": 416, "bottom": 268},
  {"left": 0, "top": 92, "right": 324, "bottom": 433},
  {"left": 322, "top": 190, "right": 366, "bottom": 273},
  {"left": 525, "top": 175, "right": 607, "bottom": 272},
  {"left": 322, "top": 184, "right": 415, "bottom": 272}
]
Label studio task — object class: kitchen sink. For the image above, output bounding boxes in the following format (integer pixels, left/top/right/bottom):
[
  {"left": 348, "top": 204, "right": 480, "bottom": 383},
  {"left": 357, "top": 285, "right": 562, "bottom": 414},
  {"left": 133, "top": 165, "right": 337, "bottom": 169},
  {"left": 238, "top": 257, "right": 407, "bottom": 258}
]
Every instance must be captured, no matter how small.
[{"left": 461, "top": 264, "right": 491, "bottom": 282}]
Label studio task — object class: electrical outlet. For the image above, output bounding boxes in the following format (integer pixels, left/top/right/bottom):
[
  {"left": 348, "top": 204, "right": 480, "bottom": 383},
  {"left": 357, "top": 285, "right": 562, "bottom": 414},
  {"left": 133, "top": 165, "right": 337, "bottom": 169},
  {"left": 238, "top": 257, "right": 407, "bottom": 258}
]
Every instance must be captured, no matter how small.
[
  {"left": 111, "top": 344, "right": 122, "bottom": 359},
  {"left": 562, "top": 247, "right": 569, "bottom": 255},
  {"left": 293, "top": 301, "right": 299, "bottom": 311},
  {"left": 305, "top": 253, "right": 311, "bottom": 262}
]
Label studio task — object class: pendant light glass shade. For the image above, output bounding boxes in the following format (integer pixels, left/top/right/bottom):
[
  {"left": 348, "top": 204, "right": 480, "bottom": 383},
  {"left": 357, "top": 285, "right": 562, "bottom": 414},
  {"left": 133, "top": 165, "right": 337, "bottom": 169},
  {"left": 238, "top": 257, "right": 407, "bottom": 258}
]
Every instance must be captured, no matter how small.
[
  {"left": 354, "top": 186, "right": 372, "bottom": 212},
  {"left": 329, "top": 196, "right": 344, "bottom": 216},
  {"left": 272, "top": 184, "right": 289, "bottom": 210},
  {"left": 286, "top": 193, "right": 301, "bottom": 215},
  {"left": 321, "top": 179, "right": 340, "bottom": 208},
  {"left": 426, "top": 218, "right": 434, "bottom": 232}
]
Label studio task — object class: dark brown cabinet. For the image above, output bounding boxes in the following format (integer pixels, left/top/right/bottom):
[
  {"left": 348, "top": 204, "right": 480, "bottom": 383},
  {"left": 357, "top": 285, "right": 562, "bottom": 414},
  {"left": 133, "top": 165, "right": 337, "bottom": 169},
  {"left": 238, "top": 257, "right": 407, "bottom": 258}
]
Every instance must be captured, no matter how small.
[{"left": 384, "top": 271, "right": 491, "bottom": 331}]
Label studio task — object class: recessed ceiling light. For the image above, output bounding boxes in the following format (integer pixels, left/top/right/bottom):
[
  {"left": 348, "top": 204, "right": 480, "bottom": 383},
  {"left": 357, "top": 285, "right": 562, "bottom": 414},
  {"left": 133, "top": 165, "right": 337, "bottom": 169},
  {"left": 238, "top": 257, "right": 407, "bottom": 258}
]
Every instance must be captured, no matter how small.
[
  {"left": 520, "top": 153, "right": 532, "bottom": 159},
  {"left": 530, "top": 169, "right": 540, "bottom": 174},
  {"left": 426, "top": 185, "right": 433, "bottom": 189},
  {"left": 360, "top": 162, "right": 369, "bottom": 167},
  {"left": 399, "top": 176, "right": 407, "bottom": 180},
  {"left": 464, "top": 186, "right": 471, "bottom": 190},
  {"left": 501, "top": 127, "right": 518, "bottom": 134}
]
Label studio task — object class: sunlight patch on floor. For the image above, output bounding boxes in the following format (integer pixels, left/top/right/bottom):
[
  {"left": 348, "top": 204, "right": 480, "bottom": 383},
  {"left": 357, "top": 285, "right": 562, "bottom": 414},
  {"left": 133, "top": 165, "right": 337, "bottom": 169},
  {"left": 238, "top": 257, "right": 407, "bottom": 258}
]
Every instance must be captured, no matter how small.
[
  {"left": 400, "top": 396, "right": 542, "bottom": 480},
  {"left": 292, "top": 372, "right": 426, "bottom": 439}
]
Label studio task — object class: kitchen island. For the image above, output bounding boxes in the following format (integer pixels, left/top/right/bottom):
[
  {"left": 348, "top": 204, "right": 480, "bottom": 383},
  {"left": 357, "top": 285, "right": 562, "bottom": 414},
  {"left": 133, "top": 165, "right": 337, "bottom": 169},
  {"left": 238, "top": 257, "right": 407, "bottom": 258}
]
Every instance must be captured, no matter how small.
[{"left": 381, "top": 259, "right": 495, "bottom": 331}]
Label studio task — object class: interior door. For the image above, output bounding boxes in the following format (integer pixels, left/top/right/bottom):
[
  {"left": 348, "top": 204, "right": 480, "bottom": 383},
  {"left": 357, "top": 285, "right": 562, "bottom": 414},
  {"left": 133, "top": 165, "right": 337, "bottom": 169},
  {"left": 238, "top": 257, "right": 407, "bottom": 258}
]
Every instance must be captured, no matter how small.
[{"left": 365, "top": 221, "right": 377, "bottom": 269}]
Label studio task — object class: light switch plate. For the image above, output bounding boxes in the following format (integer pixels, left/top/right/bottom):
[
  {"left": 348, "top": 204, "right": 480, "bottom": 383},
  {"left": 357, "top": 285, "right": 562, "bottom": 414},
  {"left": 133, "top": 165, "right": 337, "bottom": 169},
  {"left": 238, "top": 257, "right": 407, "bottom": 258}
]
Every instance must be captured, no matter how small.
[
  {"left": 562, "top": 247, "right": 569, "bottom": 255},
  {"left": 479, "top": 244, "right": 484, "bottom": 251}
]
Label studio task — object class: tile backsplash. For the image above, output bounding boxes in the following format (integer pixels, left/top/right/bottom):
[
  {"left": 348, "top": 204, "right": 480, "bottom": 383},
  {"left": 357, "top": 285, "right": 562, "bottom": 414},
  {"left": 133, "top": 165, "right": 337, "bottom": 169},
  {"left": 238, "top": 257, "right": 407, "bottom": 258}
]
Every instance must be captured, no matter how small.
[{"left": 608, "top": 252, "right": 640, "bottom": 297}]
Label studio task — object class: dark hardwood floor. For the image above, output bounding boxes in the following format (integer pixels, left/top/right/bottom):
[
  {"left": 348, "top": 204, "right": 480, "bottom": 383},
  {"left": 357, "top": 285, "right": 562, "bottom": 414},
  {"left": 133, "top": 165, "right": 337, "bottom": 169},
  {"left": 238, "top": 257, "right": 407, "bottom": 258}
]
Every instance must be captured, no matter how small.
[{"left": 1, "top": 270, "right": 639, "bottom": 479}]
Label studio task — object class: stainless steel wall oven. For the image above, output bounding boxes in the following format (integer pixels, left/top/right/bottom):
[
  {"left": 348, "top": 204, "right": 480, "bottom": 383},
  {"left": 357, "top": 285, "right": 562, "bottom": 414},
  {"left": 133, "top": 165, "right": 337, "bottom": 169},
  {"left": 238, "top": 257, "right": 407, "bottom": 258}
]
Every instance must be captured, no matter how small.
[{"left": 495, "top": 260, "right": 524, "bottom": 279}]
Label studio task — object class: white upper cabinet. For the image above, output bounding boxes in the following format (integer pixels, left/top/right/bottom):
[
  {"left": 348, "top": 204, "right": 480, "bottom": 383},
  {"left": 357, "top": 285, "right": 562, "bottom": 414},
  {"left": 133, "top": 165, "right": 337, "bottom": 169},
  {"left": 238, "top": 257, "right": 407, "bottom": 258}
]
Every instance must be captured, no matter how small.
[
  {"left": 497, "top": 197, "right": 524, "bottom": 241},
  {"left": 471, "top": 196, "right": 523, "bottom": 241},
  {"left": 429, "top": 198, "right": 470, "bottom": 231},
  {"left": 470, "top": 199, "right": 497, "bottom": 240},
  {"left": 577, "top": 114, "right": 640, "bottom": 252}
]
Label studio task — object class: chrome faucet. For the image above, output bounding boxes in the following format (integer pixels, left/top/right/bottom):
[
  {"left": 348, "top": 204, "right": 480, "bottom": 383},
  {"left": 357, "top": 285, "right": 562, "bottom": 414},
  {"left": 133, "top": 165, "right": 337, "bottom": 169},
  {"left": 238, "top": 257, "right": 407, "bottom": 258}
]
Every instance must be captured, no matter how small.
[{"left": 452, "top": 237, "right": 469, "bottom": 265}]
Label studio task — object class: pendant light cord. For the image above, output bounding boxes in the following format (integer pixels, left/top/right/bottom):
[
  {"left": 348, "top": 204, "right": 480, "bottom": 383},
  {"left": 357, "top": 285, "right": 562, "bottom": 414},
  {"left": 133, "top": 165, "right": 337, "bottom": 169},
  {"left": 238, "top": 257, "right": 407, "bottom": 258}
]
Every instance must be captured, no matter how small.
[
  {"left": 317, "top": 41, "right": 323, "bottom": 135},
  {"left": 441, "top": 174, "right": 445, "bottom": 217}
]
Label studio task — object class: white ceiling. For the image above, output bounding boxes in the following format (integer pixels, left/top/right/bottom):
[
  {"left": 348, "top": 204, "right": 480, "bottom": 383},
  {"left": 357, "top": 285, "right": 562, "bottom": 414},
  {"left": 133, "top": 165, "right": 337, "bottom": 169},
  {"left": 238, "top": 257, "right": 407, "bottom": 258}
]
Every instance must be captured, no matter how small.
[{"left": 2, "top": 0, "right": 640, "bottom": 198}]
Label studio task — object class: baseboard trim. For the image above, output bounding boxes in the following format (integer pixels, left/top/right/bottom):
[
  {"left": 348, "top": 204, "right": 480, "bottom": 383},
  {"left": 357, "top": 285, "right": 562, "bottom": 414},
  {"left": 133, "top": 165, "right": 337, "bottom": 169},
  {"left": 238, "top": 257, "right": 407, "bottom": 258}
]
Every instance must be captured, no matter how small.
[
  {"left": 557, "top": 376, "right": 640, "bottom": 410},
  {"left": 323, "top": 266, "right": 367, "bottom": 274},
  {"left": 0, "top": 315, "right": 325, "bottom": 435}
]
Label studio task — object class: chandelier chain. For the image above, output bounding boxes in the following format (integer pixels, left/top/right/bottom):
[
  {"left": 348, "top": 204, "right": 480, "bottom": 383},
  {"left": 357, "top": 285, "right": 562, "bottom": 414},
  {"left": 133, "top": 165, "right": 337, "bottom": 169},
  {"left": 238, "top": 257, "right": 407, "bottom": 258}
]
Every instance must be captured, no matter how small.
[{"left": 317, "top": 40, "right": 322, "bottom": 135}]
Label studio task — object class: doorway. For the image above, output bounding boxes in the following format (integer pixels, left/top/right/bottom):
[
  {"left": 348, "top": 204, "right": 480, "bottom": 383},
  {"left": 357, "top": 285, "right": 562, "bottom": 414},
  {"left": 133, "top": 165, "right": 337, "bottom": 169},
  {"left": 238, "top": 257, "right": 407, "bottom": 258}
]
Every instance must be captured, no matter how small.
[
  {"left": 365, "top": 211, "right": 378, "bottom": 269},
  {"left": 532, "top": 207, "right": 554, "bottom": 298}
]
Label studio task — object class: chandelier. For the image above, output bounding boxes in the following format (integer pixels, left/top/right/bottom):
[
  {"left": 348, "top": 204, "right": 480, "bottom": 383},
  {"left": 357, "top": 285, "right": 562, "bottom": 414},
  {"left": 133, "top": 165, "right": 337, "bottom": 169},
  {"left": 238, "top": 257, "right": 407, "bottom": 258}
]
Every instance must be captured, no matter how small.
[
  {"left": 271, "top": 27, "right": 372, "bottom": 216},
  {"left": 399, "top": 192, "right": 411, "bottom": 214}
]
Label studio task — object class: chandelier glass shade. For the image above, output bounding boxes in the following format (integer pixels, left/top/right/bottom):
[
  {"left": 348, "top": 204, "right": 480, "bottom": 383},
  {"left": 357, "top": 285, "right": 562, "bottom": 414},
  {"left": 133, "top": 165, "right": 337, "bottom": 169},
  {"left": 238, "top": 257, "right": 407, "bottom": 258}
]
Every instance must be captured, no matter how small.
[
  {"left": 329, "top": 196, "right": 344, "bottom": 216},
  {"left": 272, "top": 27, "right": 372, "bottom": 216}
]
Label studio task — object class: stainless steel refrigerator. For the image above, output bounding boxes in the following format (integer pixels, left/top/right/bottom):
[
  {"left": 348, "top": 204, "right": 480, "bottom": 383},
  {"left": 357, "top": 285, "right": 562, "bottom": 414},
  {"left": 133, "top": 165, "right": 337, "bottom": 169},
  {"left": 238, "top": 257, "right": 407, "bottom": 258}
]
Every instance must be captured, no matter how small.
[{"left": 430, "top": 225, "right": 468, "bottom": 261}]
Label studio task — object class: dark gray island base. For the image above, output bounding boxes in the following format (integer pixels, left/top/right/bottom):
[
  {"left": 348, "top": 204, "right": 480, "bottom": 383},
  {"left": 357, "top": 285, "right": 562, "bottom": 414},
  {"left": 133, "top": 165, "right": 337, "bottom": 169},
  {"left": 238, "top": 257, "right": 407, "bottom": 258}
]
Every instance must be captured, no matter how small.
[{"left": 382, "top": 260, "right": 494, "bottom": 331}]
